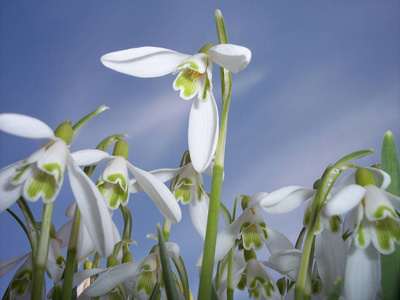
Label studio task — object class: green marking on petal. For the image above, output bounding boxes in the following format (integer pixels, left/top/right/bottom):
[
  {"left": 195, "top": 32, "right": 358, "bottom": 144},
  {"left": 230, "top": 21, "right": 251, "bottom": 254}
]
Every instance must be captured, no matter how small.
[
  {"left": 43, "top": 163, "right": 63, "bottom": 183},
  {"left": 173, "top": 69, "right": 201, "bottom": 99},
  {"left": 355, "top": 222, "right": 367, "bottom": 247},
  {"left": 374, "top": 218, "right": 400, "bottom": 253},
  {"left": 99, "top": 181, "right": 128, "bottom": 209},
  {"left": 136, "top": 272, "right": 156, "bottom": 296},
  {"left": 12, "top": 164, "right": 30, "bottom": 182},
  {"left": 373, "top": 205, "right": 398, "bottom": 220},
  {"left": 26, "top": 171, "right": 58, "bottom": 202},
  {"left": 197, "top": 184, "right": 203, "bottom": 201},
  {"left": 176, "top": 61, "right": 200, "bottom": 70},
  {"left": 107, "top": 173, "right": 127, "bottom": 190},
  {"left": 174, "top": 178, "right": 193, "bottom": 204},
  {"left": 242, "top": 224, "right": 264, "bottom": 250},
  {"left": 329, "top": 215, "right": 342, "bottom": 234},
  {"left": 11, "top": 269, "right": 32, "bottom": 295},
  {"left": 201, "top": 76, "right": 211, "bottom": 101}
]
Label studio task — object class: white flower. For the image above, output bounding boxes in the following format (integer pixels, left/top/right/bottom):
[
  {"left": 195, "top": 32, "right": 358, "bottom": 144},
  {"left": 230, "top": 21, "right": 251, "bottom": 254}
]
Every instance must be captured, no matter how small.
[
  {"left": 101, "top": 44, "right": 251, "bottom": 173},
  {"left": 323, "top": 167, "right": 400, "bottom": 254},
  {"left": 171, "top": 161, "right": 214, "bottom": 239},
  {"left": 0, "top": 113, "right": 117, "bottom": 257}
]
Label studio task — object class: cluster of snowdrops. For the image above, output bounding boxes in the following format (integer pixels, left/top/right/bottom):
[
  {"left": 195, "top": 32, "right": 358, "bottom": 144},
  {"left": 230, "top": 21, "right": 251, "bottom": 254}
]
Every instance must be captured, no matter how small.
[{"left": 1, "top": 10, "right": 399, "bottom": 300}]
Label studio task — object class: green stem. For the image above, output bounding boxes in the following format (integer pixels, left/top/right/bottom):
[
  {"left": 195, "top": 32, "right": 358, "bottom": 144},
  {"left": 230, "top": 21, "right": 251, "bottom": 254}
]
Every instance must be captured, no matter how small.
[
  {"left": 61, "top": 207, "right": 81, "bottom": 300},
  {"left": 17, "top": 197, "right": 39, "bottom": 258},
  {"left": 198, "top": 10, "right": 231, "bottom": 299},
  {"left": 31, "top": 202, "right": 54, "bottom": 300}
]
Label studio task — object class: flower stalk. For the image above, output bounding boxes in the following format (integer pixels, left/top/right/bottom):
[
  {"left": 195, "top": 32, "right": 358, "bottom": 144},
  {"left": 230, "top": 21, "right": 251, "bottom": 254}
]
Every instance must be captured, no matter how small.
[
  {"left": 31, "top": 202, "right": 54, "bottom": 300},
  {"left": 198, "top": 9, "right": 231, "bottom": 299}
]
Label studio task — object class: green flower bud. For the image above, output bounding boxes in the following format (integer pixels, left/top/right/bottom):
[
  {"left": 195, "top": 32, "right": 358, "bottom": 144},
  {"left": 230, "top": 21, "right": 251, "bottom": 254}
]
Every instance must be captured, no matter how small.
[
  {"left": 122, "top": 251, "right": 132, "bottom": 263},
  {"left": 198, "top": 44, "right": 214, "bottom": 54},
  {"left": 276, "top": 277, "right": 286, "bottom": 296},
  {"left": 241, "top": 195, "right": 251, "bottom": 211},
  {"left": 355, "top": 168, "right": 376, "bottom": 187},
  {"left": 112, "top": 139, "right": 129, "bottom": 159},
  {"left": 107, "top": 255, "right": 118, "bottom": 268},
  {"left": 54, "top": 120, "right": 73, "bottom": 145},
  {"left": 84, "top": 260, "right": 92, "bottom": 270}
]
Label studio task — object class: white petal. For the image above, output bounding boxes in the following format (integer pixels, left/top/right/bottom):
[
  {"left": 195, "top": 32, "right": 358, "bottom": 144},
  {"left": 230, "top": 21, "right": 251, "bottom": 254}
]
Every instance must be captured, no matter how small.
[
  {"left": 83, "top": 260, "right": 144, "bottom": 297},
  {"left": 208, "top": 44, "right": 251, "bottom": 73},
  {"left": 0, "top": 161, "right": 24, "bottom": 213},
  {"left": 37, "top": 140, "right": 68, "bottom": 179},
  {"left": 174, "top": 53, "right": 208, "bottom": 74},
  {"left": 324, "top": 185, "right": 366, "bottom": 217},
  {"left": 67, "top": 155, "right": 115, "bottom": 258},
  {"left": 189, "top": 191, "right": 209, "bottom": 240},
  {"left": 0, "top": 252, "right": 30, "bottom": 279},
  {"left": 247, "top": 192, "right": 269, "bottom": 208},
  {"left": 265, "top": 226, "right": 294, "bottom": 255},
  {"left": 130, "top": 166, "right": 185, "bottom": 193},
  {"left": 101, "top": 46, "right": 189, "bottom": 78},
  {"left": 188, "top": 94, "right": 219, "bottom": 173},
  {"left": 364, "top": 185, "right": 398, "bottom": 221},
  {"left": 127, "top": 162, "right": 181, "bottom": 223},
  {"left": 259, "top": 186, "right": 314, "bottom": 214},
  {"left": 0, "top": 113, "right": 56, "bottom": 140},
  {"left": 263, "top": 249, "right": 302, "bottom": 282},
  {"left": 166, "top": 242, "right": 181, "bottom": 260},
  {"left": 344, "top": 243, "right": 379, "bottom": 300},
  {"left": 315, "top": 229, "right": 346, "bottom": 295},
  {"left": 70, "top": 150, "right": 111, "bottom": 167}
]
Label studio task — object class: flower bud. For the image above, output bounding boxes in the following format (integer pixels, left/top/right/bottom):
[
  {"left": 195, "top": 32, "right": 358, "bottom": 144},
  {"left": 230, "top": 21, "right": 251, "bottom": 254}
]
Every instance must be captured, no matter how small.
[
  {"left": 106, "top": 255, "right": 118, "bottom": 268},
  {"left": 112, "top": 139, "right": 129, "bottom": 159},
  {"left": 122, "top": 251, "right": 132, "bottom": 263},
  {"left": 355, "top": 168, "right": 376, "bottom": 187},
  {"left": 276, "top": 277, "right": 286, "bottom": 296},
  {"left": 54, "top": 120, "right": 73, "bottom": 145},
  {"left": 84, "top": 260, "right": 92, "bottom": 270}
]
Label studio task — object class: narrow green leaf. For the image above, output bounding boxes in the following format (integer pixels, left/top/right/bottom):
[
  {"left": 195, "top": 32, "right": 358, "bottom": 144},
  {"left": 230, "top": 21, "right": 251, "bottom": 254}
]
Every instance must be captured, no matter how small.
[
  {"left": 157, "top": 224, "right": 179, "bottom": 300},
  {"left": 149, "top": 283, "right": 161, "bottom": 300},
  {"left": 380, "top": 131, "right": 400, "bottom": 300},
  {"left": 172, "top": 256, "right": 190, "bottom": 300}
]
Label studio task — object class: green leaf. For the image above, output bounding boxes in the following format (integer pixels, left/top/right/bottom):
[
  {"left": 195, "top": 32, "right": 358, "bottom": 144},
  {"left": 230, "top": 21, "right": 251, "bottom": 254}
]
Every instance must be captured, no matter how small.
[
  {"left": 157, "top": 224, "right": 179, "bottom": 300},
  {"left": 172, "top": 256, "right": 190, "bottom": 300},
  {"left": 380, "top": 131, "right": 400, "bottom": 300}
]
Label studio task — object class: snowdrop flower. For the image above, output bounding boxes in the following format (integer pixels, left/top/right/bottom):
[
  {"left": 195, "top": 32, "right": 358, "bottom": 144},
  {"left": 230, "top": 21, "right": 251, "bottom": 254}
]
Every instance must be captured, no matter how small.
[
  {"left": 0, "top": 112, "right": 117, "bottom": 257},
  {"left": 196, "top": 195, "right": 294, "bottom": 267},
  {"left": 88, "top": 139, "right": 182, "bottom": 223},
  {"left": 101, "top": 44, "right": 251, "bottom": 173},
  {"left": 171, "top": 160, "right": 214, "bottom": 239},
  {"left": 323, "top": 167, "right": 400, "bottom": 300}
]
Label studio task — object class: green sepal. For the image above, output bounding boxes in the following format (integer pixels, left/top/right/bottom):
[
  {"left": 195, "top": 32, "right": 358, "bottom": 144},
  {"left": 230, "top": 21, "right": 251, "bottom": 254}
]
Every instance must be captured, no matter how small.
[
  {"left": 157, "top": 224, "right": 179, "bottom": 300},
  {"left": 380, "top": 131, "right": 400, "bottom": 300},
  {"left": 71, "top": 105, "right": 110, "bottom": 144}
]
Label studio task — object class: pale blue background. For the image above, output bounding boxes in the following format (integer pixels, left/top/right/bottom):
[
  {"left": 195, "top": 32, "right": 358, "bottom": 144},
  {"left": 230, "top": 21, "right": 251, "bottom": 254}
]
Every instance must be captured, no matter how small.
[{"left": 1, "top": 1, "right": 399, "bottom": 298}]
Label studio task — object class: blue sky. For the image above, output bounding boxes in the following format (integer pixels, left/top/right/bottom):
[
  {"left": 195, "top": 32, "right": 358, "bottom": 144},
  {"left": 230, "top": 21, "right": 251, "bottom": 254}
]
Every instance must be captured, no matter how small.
[{"left": 1, "top": 1, "right": 399, "bottom": 298}]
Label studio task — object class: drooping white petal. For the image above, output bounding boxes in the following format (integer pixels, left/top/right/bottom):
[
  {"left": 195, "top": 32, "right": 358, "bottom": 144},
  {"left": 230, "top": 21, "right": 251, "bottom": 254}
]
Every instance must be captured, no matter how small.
[
  {"left": 127, "top": 162, "right": 181, "bottom": 223},
  {"left": 265, "top": 226, "right": 294, "bottom": 255},
  {"left": 263, "top": 249, "right": 302, "bottom": 282},
  {"left": 189, "top": 190, "right": 210, "bottom": 240},
  {"left": 101, "top": 46, "right": 189, "bottom": 78},
  {"left": 188, "top": 93, "right": 219, "bottom": 173},
  {"left": 37, "top": 140, "right": 68, "bottom": 183},
  {"left": 0, "top": 252, "right": 30, "bottom": 279},
  {"left": 344, "top": 243, "right": 379, "bottom": 300},
  {"left": 83, "top": 259, "right": 144, "bottom": 297},
  {"left": 0, "top": 161, "right": 24, "bottom": 213},
  {"left": 208, "top": 44, "right": 251, "bottom": 73},
  {"left": 258, "top": 186, "right": 314, "bottom": 214},
  {"left": 166, "top": 242, "right": 181, "bottom": 260},
  {"left": 315, "top": 229, "right": 346, "bottom": 295},
  {"left": 130, "top": 166, "right": 185, "bottom": 193},
  {"left": 324, "top": 185, "right": 366, "bottom": 217},
  {"left": 67, "top": 155, "right": 115, "bottom": 258},
  {"left": 364, "top": 185, "right": 398, "bottom": 221},
  {"left": 70, "top": 149, "right": 111, "bottom": 167},
  {"left": 0, "top": 113, "right": 56, "bottom": 140}
]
